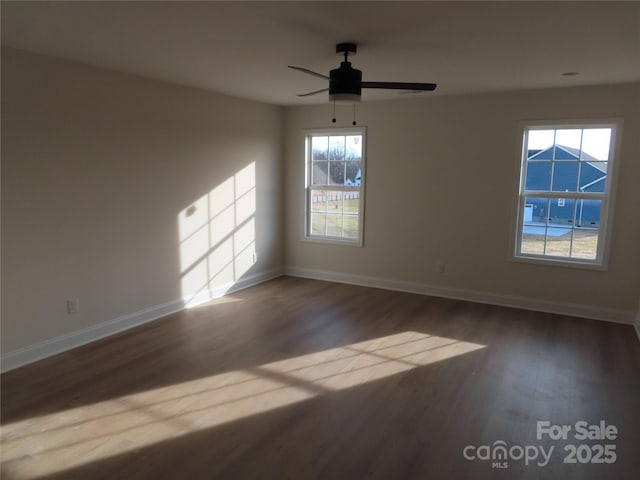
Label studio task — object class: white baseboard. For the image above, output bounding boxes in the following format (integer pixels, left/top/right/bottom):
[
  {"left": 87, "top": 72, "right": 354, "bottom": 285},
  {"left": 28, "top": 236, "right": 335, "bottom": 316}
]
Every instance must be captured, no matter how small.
[
  {"left": 3, "top": 266, "right": 633, "bottom": 373},
  {"left": 181, "top": 267, "right": 283, "bottom": 309},
  {"left": 1, "top": 299, "right": 185, "bottom": 374},
  {"left": 284, "top": 266, "right": 635, "bottom": 326},
  {"left": 1, "top": 268, "right": 283, "bottom": 373}
]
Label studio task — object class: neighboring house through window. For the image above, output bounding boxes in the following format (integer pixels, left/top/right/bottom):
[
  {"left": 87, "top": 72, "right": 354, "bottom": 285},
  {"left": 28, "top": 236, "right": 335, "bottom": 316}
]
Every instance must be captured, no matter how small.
[
  {"left": 304, "top": 128, "right": 365, "bottom": 245},
  {"left": 514, "top": 121, "right": 620, "bottom": 268}
]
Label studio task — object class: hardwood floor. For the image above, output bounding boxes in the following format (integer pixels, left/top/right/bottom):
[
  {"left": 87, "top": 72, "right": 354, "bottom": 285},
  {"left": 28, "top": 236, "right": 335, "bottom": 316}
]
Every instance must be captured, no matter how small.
[{"left": 2, "top": 276, "right": 639, "bottom": 479}]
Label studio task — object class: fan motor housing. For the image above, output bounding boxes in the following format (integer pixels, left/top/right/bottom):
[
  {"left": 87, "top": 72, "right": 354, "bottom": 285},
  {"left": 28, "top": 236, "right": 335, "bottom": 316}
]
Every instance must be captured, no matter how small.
[{"left": 329, "top": 62, "right": 362, "bottom": 103}]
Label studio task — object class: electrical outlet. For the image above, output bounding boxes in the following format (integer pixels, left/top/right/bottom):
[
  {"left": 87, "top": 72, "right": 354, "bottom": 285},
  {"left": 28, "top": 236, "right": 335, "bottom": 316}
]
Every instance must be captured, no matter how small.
[
  {"left": 435, "top": 261, "right": 445, "bottom": 274},
  {"left": 252, "top": 252, "right": 258, "bottom": 264},
  {"left": 67, "top": 298, "right": 80, "bottom": 314}
]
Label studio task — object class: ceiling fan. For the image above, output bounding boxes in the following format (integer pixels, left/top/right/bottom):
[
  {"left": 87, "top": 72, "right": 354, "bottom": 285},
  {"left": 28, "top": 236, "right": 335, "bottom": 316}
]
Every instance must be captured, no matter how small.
[{"left": 289, "top": 42, "right": 437, "bottom": 103}]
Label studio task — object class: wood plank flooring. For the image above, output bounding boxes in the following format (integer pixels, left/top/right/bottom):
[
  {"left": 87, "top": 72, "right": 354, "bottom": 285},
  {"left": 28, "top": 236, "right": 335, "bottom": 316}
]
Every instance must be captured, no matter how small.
[{"left": 2, "top": 276, "right": 639, "bottom": 479}]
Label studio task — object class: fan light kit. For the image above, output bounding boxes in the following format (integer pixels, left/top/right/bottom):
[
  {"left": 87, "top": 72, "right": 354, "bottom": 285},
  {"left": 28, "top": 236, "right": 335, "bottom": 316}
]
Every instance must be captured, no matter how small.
[{"left": 289, "top": 43, "right": 437, "bottom": 124}]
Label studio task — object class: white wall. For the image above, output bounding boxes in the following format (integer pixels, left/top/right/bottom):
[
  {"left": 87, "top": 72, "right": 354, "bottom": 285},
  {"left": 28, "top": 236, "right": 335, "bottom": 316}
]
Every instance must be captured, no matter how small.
[
  {"left": 284, "top": 84, "right": 640, "bottom": 320},
  {"left": 1, "top": 48, "right": 284, "bottom": 357},
  {"left": 2, "top": 47, "right": 639, "bottom": 370}
]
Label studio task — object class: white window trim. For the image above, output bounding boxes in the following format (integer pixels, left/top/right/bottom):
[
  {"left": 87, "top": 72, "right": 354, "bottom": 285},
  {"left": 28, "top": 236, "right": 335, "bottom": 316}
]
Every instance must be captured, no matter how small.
[
  {"left": 511, "top": 118, "right": 623, "bottom": 270},
  {"left": 302, "top": 127, "right": 367, "bottom": 246}
]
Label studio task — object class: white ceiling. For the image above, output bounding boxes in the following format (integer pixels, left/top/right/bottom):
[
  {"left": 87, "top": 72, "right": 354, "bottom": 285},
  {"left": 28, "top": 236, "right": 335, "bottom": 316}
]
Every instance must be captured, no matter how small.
[{"left": 2, "top": 1, "right": 639, "bottom": 106}]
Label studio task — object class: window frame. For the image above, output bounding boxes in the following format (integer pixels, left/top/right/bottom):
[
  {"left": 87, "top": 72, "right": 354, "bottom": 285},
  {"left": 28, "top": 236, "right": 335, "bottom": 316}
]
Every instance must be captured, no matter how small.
[
  {"left": 512, "top": 119, "right": 622, "bottom": 270},
  {"left": 303, "top": 127, "right": 367, "bottom": 246}
]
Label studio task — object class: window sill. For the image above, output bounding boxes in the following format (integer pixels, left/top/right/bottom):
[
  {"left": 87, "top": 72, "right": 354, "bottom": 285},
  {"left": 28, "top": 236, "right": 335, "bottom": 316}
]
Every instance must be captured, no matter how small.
[
  {"left": 302, "top": 235, "right": 363, "bottom": 248},
  {"left": 511, "top": 254, "right": 607, "bottom": 271}
]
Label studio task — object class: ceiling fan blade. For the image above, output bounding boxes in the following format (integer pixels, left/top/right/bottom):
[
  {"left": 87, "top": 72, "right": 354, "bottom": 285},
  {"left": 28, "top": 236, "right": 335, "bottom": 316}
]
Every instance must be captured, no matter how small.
[
  {"left": 361, "top": 81, "right": 437, "bottom": 91},
  {"left": 288, "top": 65, "right": 330, "bottom": 80},
  {"left": 297, "top": 88, "right": 330, "bottom": 97}
]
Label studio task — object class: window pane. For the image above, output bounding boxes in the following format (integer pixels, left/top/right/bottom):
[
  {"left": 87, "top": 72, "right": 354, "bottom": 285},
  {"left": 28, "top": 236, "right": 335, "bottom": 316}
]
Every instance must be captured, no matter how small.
[
  {"left": 571, "top": 228, "right": 599, "bottom": 259},
  {"left": 549, "top": 198, "right": 575, "bottom": 227},
  {"left": 579, "top": 162, "right": 607, "bottom": 193},
  {"left": 527, "top": 130, "right": 555, "bottom": 158},
  {"left": 326, "top": 214, "right": 343, "bottom": 237},
  {"left": 310, "top": 189, "right": 327, "bottom": 212},
  {"left": 343, "top": 215, "right": 359, "bottom": 238},
  {"left": 329, "top": 161, "right": 345, "bottom": 185},
  {"left": 551, "top": 163, "right": 578, "bottom": 192},
  {"left": 555, "top": 129, "right": 582, "bottom": 156},
  {"left": 346, "top": 162, "right": 361, "bottom": 186},
  {"left": 312, "top": 161, "right": 328, "bottom": 185},
  {"left": 575, "top": 199, "right": 602, "bottom": 228},
  {"left": 345, "top": 135, "right": 362, "bottom": 160},
  {"left": 312, "top": 136, "right": 328, "bottom": 160},
  {"left": 521, "top": 225, "right": 545, "bottom": 254},
  {"left": 524, "top": 197, "right": 547, "bottom": 224},
  {"left": 523, "top": 203, "right": 534, "bottom": 224},
  {"left": 552, "top": 145, "right": 578, "bottom": 160},
  {"left": 343, "top": 191, "right": 360, "bottom": 214},
  {"left": 525, "top": 162, "right": 551, "bottom": 191},
  {"left": 329, "top": 136, "right": 345, "bottom": 161},
  {"left": 581, "top": 128, "right": 611, "bottom": 161},
  {"left": 326, "top": 190, "right": 343, "bottom": 214},
  {"left": 311, "top": 213, "right": 326, "bottom": 235},
  {"left": 545, "top": 228, "right": 572, "bottom": 257}
]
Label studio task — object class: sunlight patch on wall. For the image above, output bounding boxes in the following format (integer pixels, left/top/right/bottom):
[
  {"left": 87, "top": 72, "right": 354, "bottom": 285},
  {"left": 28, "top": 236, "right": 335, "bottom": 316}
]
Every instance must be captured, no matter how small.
[
  {"left": 0, "top": 331, "right": 485, "bottom": 479},
  {"left": 178, "top": 162, "right": 256, "bottom": 307}
]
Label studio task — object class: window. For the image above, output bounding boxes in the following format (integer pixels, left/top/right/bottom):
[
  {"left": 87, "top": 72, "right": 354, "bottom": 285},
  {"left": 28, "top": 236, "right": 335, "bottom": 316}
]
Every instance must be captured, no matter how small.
[
  {"left": 514, "top": 121, "right": 620, "bottom": 268},
  {"left": 305, "top": 129, "right": 365, "bottom": 244}
]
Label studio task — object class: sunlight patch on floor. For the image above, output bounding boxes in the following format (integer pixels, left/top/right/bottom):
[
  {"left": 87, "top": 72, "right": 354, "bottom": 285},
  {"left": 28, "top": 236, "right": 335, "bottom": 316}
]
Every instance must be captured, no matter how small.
[{"left": 0, "top": 331, "right": 485, "bottom": 479}]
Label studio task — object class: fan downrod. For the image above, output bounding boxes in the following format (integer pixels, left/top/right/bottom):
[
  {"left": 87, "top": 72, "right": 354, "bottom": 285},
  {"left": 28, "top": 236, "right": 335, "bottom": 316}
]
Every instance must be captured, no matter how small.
[{"left": 336, "top": 43, "right": 357, "bottom": 61}]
